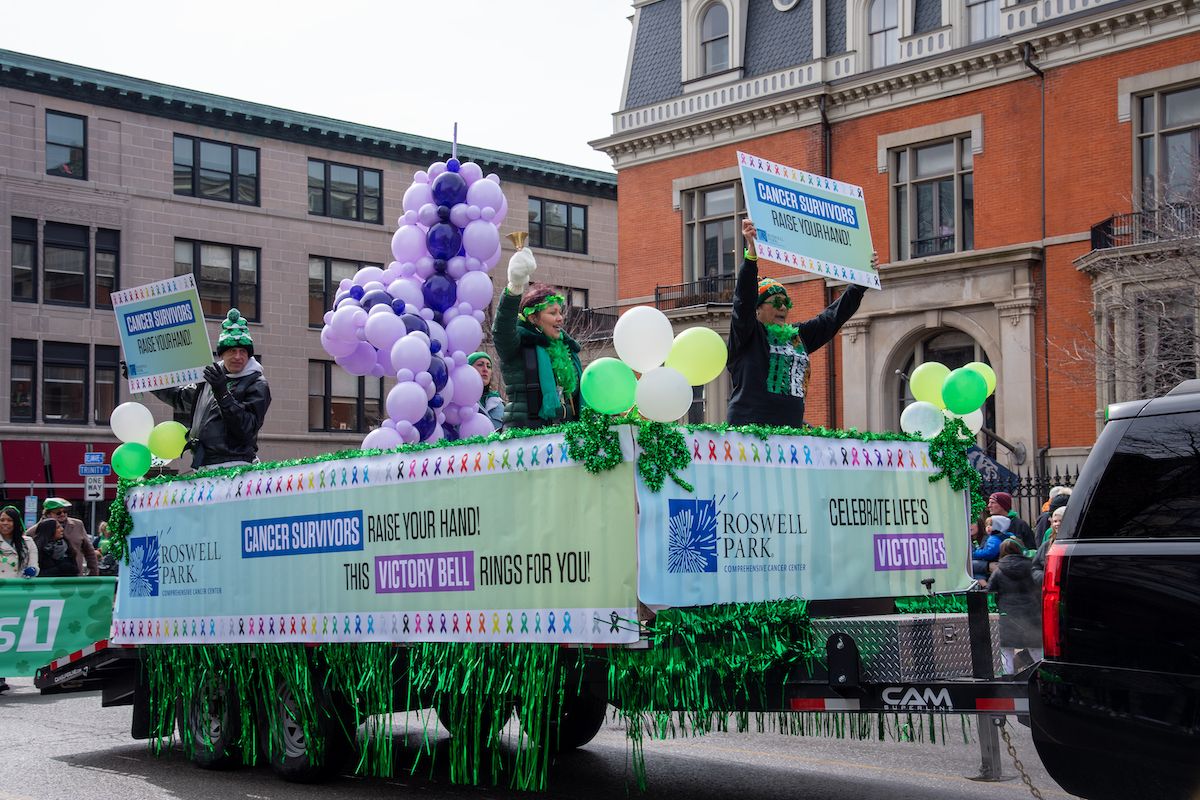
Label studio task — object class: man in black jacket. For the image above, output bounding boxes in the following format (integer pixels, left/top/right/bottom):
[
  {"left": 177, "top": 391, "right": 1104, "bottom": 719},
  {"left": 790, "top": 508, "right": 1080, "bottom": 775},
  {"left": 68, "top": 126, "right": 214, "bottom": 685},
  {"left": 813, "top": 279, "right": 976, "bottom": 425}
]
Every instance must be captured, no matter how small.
[
  {"left": 151, "top": 309, "right": 271, "bottom": 469},
  {"left": 727, "top": 219, "right": 872, "bottom": 427}
]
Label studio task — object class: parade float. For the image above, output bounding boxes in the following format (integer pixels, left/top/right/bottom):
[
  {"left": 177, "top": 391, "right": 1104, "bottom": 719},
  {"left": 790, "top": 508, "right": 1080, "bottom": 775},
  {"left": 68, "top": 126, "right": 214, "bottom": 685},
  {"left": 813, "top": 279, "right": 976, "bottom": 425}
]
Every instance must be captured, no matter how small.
[{"left": 24, "top": 152, "right": 1026, "bottom": 791}]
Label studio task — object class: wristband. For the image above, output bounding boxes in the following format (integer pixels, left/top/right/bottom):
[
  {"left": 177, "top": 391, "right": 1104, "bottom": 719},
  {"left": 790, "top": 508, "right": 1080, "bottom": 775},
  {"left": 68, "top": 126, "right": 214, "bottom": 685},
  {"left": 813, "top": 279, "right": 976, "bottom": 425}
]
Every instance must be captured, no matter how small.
[{"left": 744, "top": 247, "right": 757, "bottom": 261}]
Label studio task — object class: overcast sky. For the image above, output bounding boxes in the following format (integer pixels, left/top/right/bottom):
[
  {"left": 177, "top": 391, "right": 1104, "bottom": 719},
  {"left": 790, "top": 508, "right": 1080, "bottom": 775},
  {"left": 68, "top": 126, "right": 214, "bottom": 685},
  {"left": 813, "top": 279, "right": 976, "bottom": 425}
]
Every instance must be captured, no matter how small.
[{"left": 0, "top": 0, "right": 633, "bottom": 172}]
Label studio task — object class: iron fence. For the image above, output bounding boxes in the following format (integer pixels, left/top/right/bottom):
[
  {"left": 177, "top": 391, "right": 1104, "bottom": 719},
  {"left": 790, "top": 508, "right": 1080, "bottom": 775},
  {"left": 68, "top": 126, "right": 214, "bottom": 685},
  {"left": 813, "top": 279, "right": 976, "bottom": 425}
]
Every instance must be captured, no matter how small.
[
  {"left": 1090, "top": 204, "right": 1200, "bottom": 250},
  {"left": 654, "top": 274, "right": 736, "bottom": 311},
  {"left": 979, "top": 466, "right": 1082, "bottom": 529}
]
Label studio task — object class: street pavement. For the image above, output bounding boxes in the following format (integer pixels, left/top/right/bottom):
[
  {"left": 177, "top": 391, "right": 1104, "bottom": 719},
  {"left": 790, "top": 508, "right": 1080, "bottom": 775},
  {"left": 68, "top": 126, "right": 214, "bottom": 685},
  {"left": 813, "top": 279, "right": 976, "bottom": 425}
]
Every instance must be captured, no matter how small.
[{"left": 0, "top": 677, "right": 1075, "bottom": 800}]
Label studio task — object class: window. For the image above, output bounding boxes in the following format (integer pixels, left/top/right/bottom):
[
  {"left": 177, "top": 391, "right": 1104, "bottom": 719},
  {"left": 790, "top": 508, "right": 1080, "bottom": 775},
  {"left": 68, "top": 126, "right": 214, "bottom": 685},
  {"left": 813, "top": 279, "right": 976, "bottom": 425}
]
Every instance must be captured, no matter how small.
[
  {"left": 12, "top": 217, "right": 36, "bottom": 302},
  {"left": 1137, "top": 84, "right": 1200, "bottom": 208},
  {"left": 1135, "top": 294, "right": 1197, "bottom": 397},
  {"left": 46, "top": 111, "right": 86, "bottom": 180},
  {"left": 10, "top": 339, "right": 36, "bottom": 422},
  {"left": 868, "top": 0, "right": 899, "bottom": 68},
  {"left": 308, "top": 361, "right": 384, "bottom": 432},
  {"left": 892, "top": 135, "right": 974, "bottom": 259},
  {"left": 95, "top": 229, "right": 119, "bottom": 308},
  {"left": 43, "top": 222, "right": 89, "bottom": 306},
  {"left": 966, "top": 0, "right": 1000, "bottom": 42},
  {"left": 173, "top": 135, "right": 259, "bottom": 205},
  {"left": 700, "top": 3, "right": 730, "bottom": 75},
  {"left": 42, "top": 342, "right": 88, "bottom": 424},
  {"left": 565, "top": 287, "right": 590, "bottom": 309},
  {"left": 687, "top": 385, "right": 706, "bottom": 424},
  {"left": 683, "top": 183, "right": 746, "bottom": 281},
  {"left": 174, "top": 239, "right": 260, "bottom": 320},
  {"left": 309, "top": 257, "right": 382, "bottom": 327},
  {"left": 308, "top": 159, "right": 382, "bottom": 223},
  {"left": 896, "top": 330, "right": 995, "bottom": 451},
  {"left": 94, "top": 345, "right": 119, "bottom": 424},
  {"left": 528, "top": 198, "right": 588, "bottom": 254}
]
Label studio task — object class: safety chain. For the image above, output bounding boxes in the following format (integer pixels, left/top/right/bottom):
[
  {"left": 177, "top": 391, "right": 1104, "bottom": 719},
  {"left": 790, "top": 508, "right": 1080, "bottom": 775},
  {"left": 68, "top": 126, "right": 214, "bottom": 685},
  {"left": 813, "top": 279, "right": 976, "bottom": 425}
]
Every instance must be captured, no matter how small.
[{"left": 1000, "top": 724, "right": 1045, "bottom": 799}]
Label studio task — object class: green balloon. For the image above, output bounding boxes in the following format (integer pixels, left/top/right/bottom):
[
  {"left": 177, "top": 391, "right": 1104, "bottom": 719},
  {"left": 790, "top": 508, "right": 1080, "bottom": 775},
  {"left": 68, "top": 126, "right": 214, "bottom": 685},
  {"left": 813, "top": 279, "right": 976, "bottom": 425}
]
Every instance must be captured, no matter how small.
[
  {"left": 148, "top": 420, "right": 188, "bottom": 460},
  {"left": 941, "top": 368, "right": 988, "bottom": 414},
  {"left": 580, "top": 357, "right": 637, "bottom": 415},
  {"left": 112, "top": 442, "right": 152, "bottom": 479},
  {"left": 909, "top": 362, "right": 950, "bottom": 408}
]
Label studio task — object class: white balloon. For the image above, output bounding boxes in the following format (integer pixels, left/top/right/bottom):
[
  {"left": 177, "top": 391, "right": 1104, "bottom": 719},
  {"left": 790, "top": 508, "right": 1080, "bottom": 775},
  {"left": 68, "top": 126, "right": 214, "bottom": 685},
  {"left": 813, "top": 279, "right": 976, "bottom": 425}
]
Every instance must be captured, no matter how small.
[
  {"left": 944, "top": 408, "right": 984, "bottom": 435},
  {"left": 110, "top": 401, "right": 155, "bottom": 445},
  {"left": 635, "top": 367, "right": 693, "bottom": 422},
  {"left": 900, "top": 401, "right": 946, "bottom": 439},
  {"left": 614, "top": 306, "right": 674, "bottom": 374}
]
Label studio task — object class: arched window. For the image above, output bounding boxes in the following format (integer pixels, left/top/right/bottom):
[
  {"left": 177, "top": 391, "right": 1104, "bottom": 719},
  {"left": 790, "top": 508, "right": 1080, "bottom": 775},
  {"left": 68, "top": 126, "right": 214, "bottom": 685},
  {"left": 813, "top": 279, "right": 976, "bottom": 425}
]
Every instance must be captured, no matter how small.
[
  {"left": 868, "top": 0, "right": 899, "bottom": 68},
  {"left": 700, "top": 3, "right": 730, "bottom": 75},
  {"left": 896, "top": 330, "right": 996, "bottom": 454}
]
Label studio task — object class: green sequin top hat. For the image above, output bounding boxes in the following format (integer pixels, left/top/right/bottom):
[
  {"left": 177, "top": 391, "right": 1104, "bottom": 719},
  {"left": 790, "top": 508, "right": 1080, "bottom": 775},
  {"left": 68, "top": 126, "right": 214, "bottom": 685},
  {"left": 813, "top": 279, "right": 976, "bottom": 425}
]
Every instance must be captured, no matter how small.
[{"left": 216, "top": 309, "right": 254, "bottom": 356}]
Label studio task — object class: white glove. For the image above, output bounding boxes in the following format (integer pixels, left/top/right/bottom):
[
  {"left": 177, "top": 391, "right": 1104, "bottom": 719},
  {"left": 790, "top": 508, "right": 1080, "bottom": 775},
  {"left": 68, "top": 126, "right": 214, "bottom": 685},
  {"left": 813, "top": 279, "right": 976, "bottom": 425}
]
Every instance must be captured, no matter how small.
[{"left": 507, "top": 247, "right": 537, "bottom": 295}]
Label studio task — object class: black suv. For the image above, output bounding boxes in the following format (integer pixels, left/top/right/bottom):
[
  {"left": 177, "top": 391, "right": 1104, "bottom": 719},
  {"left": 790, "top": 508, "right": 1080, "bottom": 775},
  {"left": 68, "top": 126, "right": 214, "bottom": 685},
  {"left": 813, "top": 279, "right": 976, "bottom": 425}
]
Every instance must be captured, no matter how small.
[{"left": 1030, "top": 379, "right": 1200, "bottom": 800}]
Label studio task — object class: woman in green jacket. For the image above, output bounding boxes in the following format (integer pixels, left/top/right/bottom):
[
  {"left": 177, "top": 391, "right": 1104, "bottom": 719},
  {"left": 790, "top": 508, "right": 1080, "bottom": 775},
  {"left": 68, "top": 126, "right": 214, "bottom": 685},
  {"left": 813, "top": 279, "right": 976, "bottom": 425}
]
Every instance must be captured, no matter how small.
[{"left": 491, "top": 246, "right": 583, "bottom": 429}]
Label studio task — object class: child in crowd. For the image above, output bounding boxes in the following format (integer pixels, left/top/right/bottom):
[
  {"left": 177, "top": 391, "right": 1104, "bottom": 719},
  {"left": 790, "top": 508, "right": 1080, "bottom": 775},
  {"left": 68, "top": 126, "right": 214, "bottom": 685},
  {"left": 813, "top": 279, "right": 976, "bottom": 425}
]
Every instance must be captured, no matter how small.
[
  {"left": 972, "top": 515, "right": 1010, "bottom": 580},
  {"left": 985, "top": 538, "right": 1043, "bottom": 673}
]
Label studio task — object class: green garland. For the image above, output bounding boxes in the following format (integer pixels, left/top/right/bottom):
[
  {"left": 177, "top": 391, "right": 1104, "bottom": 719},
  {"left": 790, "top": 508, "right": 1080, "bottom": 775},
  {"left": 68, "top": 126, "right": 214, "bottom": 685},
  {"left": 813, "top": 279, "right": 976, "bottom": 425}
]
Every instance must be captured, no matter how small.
[
  {"left": 895, "top": 593, "right": 997, "bottom": 614},
  {"left": 634, "top": 420, "right": 694, "bottom": 492},
  {"left": 562, "top": 407, "right": 626, "bottom": 475},
  {"left": 765, "top": 322, "right": 800, "bottom": 346},
  {"left": 926, "top": 417, "right": 986, "bottom": 521},
  {"left": 545, "top": 336, "right": 578, "bottom": 396}
]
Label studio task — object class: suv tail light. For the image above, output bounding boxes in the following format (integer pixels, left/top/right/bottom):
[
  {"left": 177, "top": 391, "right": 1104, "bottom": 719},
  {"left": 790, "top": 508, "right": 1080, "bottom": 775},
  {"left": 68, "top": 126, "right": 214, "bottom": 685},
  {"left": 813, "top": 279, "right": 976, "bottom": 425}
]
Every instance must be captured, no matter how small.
[{"left": 1042, "top": 542, "right": 1067, "bottom": 658}]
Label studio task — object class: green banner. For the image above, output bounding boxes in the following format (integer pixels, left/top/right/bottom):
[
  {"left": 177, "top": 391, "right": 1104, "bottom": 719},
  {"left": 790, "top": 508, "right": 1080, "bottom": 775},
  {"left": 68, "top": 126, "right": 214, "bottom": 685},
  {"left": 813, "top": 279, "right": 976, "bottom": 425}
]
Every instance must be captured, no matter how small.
[{"left": 0, "top": 578, "right": 116, "bottom": 676}]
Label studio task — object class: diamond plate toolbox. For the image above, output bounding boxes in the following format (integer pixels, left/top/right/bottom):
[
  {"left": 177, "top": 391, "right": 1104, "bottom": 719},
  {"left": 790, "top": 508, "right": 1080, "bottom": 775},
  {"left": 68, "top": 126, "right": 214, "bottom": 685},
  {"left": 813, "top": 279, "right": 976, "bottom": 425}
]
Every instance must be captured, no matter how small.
[{"left": 809, "top": 614, "right": 1002, "bottom": 682}]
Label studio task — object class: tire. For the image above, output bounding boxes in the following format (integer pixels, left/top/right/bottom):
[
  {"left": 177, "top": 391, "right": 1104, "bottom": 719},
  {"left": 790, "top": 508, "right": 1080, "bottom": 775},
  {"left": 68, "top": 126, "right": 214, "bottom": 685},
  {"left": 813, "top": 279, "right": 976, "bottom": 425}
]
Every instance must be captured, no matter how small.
[
  {"left": 517, "top": 685, "right": 608, "bottom": 752},
  {"left": 435, "top": 699, "right": 513, "bottom": 750},
  {"left": 177, "top": 674, "right": 242, "bottom": 770},
  {"left": 256, "top": 678, "right": 355, "bottom": 783}
]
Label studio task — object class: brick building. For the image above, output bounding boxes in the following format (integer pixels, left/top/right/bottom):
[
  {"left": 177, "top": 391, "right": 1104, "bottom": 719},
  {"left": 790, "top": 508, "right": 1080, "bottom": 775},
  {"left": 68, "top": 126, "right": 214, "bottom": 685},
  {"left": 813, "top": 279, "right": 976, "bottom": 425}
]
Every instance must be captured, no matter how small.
[
  {"left": 0, "top": 49, "right": 617, "bottom": 520},
  {"left": 594, "top": 0, "right": 1199, "bottom": 472}
]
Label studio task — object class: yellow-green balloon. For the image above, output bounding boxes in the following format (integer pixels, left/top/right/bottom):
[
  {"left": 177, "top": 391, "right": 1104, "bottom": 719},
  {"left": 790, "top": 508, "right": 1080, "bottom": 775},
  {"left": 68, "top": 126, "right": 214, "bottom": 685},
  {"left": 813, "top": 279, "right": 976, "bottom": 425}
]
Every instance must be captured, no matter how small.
[
  {"left": 147, "top": 421, "right": 188, "bottom": 460},
  {"left": 665, "top": 327, "right": 728, "bottom": 386},
  {"left": 112, "top": 442, "right": 152, "bottom": 479},
  {"left": 965, "top": 361, "right": 996, "bottom": 397},
  {"left": 580, "top": 357, "right": 637, "bottom": 415},
  {"left": 909, "top": 362, "right": 950, "bottom": 408},
  {"left": 942, "top": 368, "right": 989, "bottom": 414}
]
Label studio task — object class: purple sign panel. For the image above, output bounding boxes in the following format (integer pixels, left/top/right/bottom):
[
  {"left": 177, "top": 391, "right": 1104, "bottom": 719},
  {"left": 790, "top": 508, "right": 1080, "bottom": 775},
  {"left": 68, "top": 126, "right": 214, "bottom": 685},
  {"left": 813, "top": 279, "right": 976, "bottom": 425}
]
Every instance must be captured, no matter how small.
[
  {"left": 375, "top": 551, "right": 475, "bottom": 593},
  {"left": 873, "top": 533, "right": 947, "bottom": 571}
]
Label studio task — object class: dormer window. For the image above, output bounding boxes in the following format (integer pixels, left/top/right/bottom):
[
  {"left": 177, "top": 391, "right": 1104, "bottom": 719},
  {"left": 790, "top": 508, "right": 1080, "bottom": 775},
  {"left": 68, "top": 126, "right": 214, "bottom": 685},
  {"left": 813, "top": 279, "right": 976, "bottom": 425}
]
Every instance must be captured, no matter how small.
[
  {"left": 701, "top": 3, "right": 730, "bottom": 75},
  {"left": 869, "top": 0, "right": 899, "bottom": 67}
]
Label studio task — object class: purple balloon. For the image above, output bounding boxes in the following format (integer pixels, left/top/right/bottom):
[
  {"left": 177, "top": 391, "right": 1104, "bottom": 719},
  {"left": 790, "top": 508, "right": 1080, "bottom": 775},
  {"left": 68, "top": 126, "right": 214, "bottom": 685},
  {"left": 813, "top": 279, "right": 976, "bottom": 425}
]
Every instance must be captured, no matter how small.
[
  {"left": 466, "top": 177, "right": 504, "bottom": 213},
  {"left": 390, "top": 334, "right": 432, "bottom": 374},
  {"left": 354, "top": 266, "right": 386, "bottom": 286},
  {"left": 387, "top": 278, "right": 424, "bottom": 310},
  {"left": 362, "top": 426, "right": 403, "bottom": 451},
  {"left": 395, "top": 420, "right": 418, "bottom": 444},
  {"left": 402, "top": 182, "right": 433, "bottom": 215},
  {"left": 320, "top": 325, "right": 358, "bottom": 358},
  {"left": 400, "top": 313, "right": 428, "bottom": 336},
  {"left": 360, "top": 289, "right": 392, "bottom": 310},
  {"left": 459, "top": 410, "right": 496, "bottom": 439},
  {"left": 432, "top": 171, "right": 468, "bottom": 207},
  {"left": 426, "top": 319, "right": 449, "bottom": 353},
  {"left": 459, "top": 161, "right": 484, "bottom": 185},
  {"left": 449, "top": 203, "right": 471, "bottom": 229},
  {"left": 386, "top": 382, "right": 428, "bottom": 424},
  {"left": 418, "top": 203, "right": 440, "bottom": 228},
  {"left": 462, "top": 219, "right": 500, "bottom": 261},
  {"left": 426, "top": 223, "right": 462, "bottom": 261},
  {"left": 491, "top": 194, "right": 508, "bottom": 228},
  {"left": 336, "top": 342, "right": 377, "bottom": 376},
  {"left": 391, "top": 225, "right": 428, "bottom": 263},
  {"left": 330, "top": 304, "right": 366, "bottom": 339},
  {"left": 427, "top": 356, "right": 448, "bottom": 390},
  {"left": 414, "top": 409, "right": 437, "bottom": 440},
  {"left": 364, "top": 312, "right": 407, "bottom": 350},
  {"left": 445, "top": 314, "right": 483, "bottom": 355},
  {"left": 446, "top": 256, "right": 468, "bottom": 280},
  {"left": 483, "top": 245, "right": 503, "bottom": 271},
  {"left": 450, "top": 363, "right": 484, "bottom": 406},
  {"left": 457, "top": 271, "right": 494, "bottom": 310},
  {"left": 374, "top": 346, "right": 394, "bottom": 376},
  {"left": 422, "top": 273, "right": 457, "bottom": 312}
]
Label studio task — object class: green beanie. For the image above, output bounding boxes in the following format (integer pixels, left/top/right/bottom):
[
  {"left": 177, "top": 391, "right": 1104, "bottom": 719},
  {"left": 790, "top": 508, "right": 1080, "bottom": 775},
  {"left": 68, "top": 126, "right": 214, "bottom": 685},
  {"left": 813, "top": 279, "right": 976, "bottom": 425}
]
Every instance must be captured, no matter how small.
[
  {"left": 467, "top": 352, "right": 492, "bottom": 366},
  {"left": 216, "top": 309, "right": 254, "bottom": 356}
]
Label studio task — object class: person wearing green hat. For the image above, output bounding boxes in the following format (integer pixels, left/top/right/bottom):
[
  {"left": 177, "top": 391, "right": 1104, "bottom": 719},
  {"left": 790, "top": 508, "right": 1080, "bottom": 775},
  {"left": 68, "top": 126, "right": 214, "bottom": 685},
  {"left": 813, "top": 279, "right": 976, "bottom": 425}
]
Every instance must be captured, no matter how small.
[
  {"left": 727, "top": 220, "right": 874, "bottom": 427},
  {"left": 468, "top": 352, "right": 506, "bottom": 432},
  {"left": 148, "top": 308, "right": 272, "bottom": 469},
  {"left": 42, "top": 497, "right": 97, "bottom": 576}
]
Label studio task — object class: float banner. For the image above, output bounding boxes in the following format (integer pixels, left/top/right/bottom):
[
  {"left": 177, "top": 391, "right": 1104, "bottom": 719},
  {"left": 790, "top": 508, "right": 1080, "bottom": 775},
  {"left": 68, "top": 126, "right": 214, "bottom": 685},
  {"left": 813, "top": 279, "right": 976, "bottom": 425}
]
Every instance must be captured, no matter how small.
[
  {"left": 112, "top": 430, "right": 640, "bottom": 645},
  {"left": 738, "top": 151, "right": 880, "bottom": 290},
  {"left": 637, "top": 431, "right": 971, "bottom": 605},
  {"left": 0, "top": 578, "right": 116, "bottom": 676},
  {"left": 112, "top": 274, "right": 214, "bottom": 394}
]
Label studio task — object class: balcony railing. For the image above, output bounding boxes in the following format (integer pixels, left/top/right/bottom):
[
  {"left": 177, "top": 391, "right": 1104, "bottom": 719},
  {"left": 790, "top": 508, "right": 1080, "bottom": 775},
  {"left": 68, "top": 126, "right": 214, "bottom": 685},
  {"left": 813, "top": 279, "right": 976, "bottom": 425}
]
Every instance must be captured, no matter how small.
[
  {"left": 564, "top": 306, "right": 618, "bottom": 342},
  {"left": 1091, "top": 204, "right": 1200, "bottom": 250},
  {"left": 654, "top": 274, "right": 736, "bottom": 311}
]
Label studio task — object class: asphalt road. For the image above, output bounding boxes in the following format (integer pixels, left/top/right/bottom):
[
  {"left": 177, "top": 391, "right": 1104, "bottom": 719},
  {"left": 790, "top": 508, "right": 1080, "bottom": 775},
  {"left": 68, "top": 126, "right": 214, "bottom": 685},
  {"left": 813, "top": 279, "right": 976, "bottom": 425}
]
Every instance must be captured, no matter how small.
[{"left": 0, "top": 677, "right": 1075, "bottom": 800}]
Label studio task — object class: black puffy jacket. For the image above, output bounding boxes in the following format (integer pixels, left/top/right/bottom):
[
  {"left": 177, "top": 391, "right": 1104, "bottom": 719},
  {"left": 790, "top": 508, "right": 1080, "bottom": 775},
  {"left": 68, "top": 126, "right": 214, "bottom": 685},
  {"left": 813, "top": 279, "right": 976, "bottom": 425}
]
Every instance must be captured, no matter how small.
[{"left": 153, "top": 361, "right": 271, "bottom": 468}]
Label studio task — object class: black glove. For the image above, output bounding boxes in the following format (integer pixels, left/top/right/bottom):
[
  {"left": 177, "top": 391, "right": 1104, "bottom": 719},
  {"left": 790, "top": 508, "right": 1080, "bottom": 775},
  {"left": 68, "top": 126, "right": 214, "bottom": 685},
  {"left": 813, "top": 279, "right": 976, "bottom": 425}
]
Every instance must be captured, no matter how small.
[
  {"left": 120, "top": 360, "right": 128, "bottom": 379},
  {"left": 203, "top": 364, "right": 229, "bottom": 399}
]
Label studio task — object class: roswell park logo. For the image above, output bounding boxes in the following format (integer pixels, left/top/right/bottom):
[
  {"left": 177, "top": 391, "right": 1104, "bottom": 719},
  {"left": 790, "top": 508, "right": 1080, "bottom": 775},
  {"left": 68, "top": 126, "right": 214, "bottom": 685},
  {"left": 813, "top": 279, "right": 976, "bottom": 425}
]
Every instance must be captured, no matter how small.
[
  {"left": 667, "top": 497, "right": 807, "bottom": 573},
  {"left": 128, "top": 536, "right": 160, "bottom": 597}
]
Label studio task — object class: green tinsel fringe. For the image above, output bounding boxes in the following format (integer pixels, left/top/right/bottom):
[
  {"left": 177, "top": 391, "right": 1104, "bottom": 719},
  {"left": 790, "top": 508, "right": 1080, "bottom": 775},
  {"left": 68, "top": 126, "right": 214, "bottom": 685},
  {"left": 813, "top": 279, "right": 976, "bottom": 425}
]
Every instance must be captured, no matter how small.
[
  {"left": 895, "top": 593, "right": 998, "bottom": 614},
  {"left": 634, "top": 421, "right": 694, "bottom": 492},
  {"left": 927, "top": 418, "right": 986, "bottom": 521}
]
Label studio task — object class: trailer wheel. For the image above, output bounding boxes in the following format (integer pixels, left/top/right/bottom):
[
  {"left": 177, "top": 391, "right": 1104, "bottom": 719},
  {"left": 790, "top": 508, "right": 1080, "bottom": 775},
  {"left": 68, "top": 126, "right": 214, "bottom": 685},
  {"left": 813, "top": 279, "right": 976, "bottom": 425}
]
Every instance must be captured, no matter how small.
[
  {"left": 519, "top": 689, "right": 608, "bottom": 752},
  {"left": 177, "top": 676, "right": 242, "bottom": 770},
  {"left": 257, "top": 679, "right": 355, "bottom": 783}
]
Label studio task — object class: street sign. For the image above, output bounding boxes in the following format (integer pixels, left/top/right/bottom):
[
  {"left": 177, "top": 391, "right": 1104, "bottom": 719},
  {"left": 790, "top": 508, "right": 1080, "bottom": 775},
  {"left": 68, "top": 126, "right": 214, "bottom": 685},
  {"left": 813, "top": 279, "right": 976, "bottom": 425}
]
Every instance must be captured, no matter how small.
[
  {"left": 23, "top": 496, "right": 38, "bottom": 528},
  {"left": 78, "top": 464, "right": 112, "bottom": 477},
  {"left": 84, "top": 452, "right": 105, "bottom": 465},
  {"left": 85, "top": 475, "right": 104, "bottom": 502}
]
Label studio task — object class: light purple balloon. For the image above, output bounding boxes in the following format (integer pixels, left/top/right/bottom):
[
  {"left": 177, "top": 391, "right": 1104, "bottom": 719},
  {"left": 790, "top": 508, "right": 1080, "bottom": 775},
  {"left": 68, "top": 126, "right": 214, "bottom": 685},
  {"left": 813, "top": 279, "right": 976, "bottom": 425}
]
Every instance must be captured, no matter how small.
[
  {"left": 338, "top": 278, "right": 353, "bottom": 291},
  {"left": 415, "top": 257, "right": 435, "bottom": 280},
  {"left": 459, "top": 411, "right": 496, "bottom": 439},
  {"left": 464, "top": 256, "right": 483, "bottom": 272},
  {"left": 323, "top": 311, "right": 334, "bottom": 325},
  {"left": 442, "top": 308, "right": 459, "bottom": 324},
  {"left": 401, "top": 210, "right": 419, "bottom": 226},
  {"left": 362, "top": 426, "right": 403, "bottom": 451},
  {"left": 426, "top": 425, "right": 445, "bottom": 443},
  {"left": 428, "top": 161, "right": 447, "bottom": 180},
  {"left": 418, "top": 203, "right": 440, "bottom": 228},
  {"left": 386, "top": 382, "right": 428, "bottom": 424},
  {"left": 387, "top": 278, "right": 424, "bottom": 309},
  {"left": 484, "top": 245, "right": 503, "bottom": 271},
  {"left": 375, "top": 346, "right": 394, "bottom": 375},
  {"left": 446, "top": 256, "right": 468, "bottom": 280},
  {"left": 396, "top": 368, "right": 414, "bottom": 383},
  {"left": 450, "top": 363, "right": 484, "bottom": 406},
  {"left": 355, "top": 266, "right": 385, "bottom": 286},
  {"left": 403, "top": 182, "right": 433, "bottom": 215},
  {"left": 491, "top": 194, "right": 508, "bottom": 228},
  {"left": 442, "top": 403, "right": 462, "bottom": 426},
  {"left": 426, "top": 319, "right": 448, "bottom": 353},
  {"left": 320, "top": 325, "right": 357, "bottom": 358},
  {"left": 336, "top": 341, "right": 377, "bottom": 376},
  {"left": 382, "top": 418, "right": 396, "bottom": 429},
  {"left": 449, "top": 203, "right": 471, "bottom": 229},
  {"left": 415, "top": 372, "right": 433, "bottom": 388},
  {"left": 466, "top": 178, "right": 504, "bottom": 214},
  {"left": 380, "top": 265, "right": 400, "bottom": 284},
  {"left": 330, "top": 304, "right": 366, "bottom": 339},
  {"left": 413, "top": 170, "right": 429, "bottom": 185},
  {"left": 480, "top": 206, "right": 496, "bottom": 222},
  {"left": 462, "top": 219, "right": 500, "bottom": 261},
  {"left": 399, "top": 262, "right": 417, "bottom": 278},
  {"left": 365, "top": 312, "right": 407, "bottom": 350},
  {"left": 445, "top": 314, "right": 483, "bottom": 355},
  {"left": 395, "top": 420, "right": 418, "bottom": 444},
  {"left": 391, "top": 225, "right": 428, "bottom": 263},
  {"left": 457, "top": 271, "right": 494, "bottom": 310},
  {"left": 459, "top": 162, "right": 483, "bottom": 185},
  {"left": 390, "top": 334, "right": 432, "bottom": 374}
]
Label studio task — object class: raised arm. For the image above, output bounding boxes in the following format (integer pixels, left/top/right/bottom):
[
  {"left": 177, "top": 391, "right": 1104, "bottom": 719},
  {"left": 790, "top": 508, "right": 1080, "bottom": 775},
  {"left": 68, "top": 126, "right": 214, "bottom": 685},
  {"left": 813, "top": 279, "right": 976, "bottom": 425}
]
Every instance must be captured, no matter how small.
[{"left": 729, "top": 219, "right": 761, "bottom": 352}]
